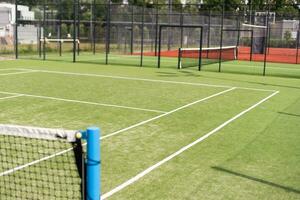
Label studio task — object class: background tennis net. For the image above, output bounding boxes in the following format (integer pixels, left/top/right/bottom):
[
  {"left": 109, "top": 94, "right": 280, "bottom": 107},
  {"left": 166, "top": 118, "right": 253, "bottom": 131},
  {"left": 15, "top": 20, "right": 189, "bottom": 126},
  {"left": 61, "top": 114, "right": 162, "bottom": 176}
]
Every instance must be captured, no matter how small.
[{"left": 178, "top": 46, "right": 237, "bottom": 69}]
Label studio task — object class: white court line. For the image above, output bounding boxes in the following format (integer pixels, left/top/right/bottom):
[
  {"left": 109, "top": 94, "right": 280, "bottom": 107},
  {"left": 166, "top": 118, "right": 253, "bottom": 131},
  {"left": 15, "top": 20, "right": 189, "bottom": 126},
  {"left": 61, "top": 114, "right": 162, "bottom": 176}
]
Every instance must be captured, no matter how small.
[
  {"left": 0, "top": 70, "right": 37, "bottom": 76},
  {"left": 0, "top": 68, "right": 33, "bottom": 71},
  {"left": 0, "top": 88, "right": 234, "bottom": 177},
  {"left": 101, "top": 90, "right": 280, "bottom": 199},
  {"left": 16, "top": 68, "right": 230, "bottom": 89},
  {"left": 14, "top": 68, "right": 277, "bottom": 92},
  {"left": 0, "top": 94, "right": 24, "bottom": 100},
  {"left": 0, "top": 91, "right": 166, "bottom": 114},
  {"left": 101, "top": 87, "right": 235, "bottom": 140}
]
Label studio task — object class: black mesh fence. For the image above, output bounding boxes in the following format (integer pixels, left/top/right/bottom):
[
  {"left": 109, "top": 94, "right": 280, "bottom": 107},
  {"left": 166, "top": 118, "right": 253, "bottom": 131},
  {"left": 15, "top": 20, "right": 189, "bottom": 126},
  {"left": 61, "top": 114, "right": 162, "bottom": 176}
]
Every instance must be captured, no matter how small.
[
  {"left": 3, "top": 1, "right": 299, "bottom": 77},
  {"left": 0, "top": 3, "right": 15, "bottom": 60}
]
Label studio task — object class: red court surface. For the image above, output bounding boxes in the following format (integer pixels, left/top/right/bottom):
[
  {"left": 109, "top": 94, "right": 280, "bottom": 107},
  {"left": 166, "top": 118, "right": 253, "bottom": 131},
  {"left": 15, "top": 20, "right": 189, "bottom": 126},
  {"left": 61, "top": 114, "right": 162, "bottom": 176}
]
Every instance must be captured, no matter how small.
[
  {"left": 238, "top": 47, "right": 300, "bottom": 64},
  {"left": 139, "top": 47, "right": 300, "bottom": 64}
]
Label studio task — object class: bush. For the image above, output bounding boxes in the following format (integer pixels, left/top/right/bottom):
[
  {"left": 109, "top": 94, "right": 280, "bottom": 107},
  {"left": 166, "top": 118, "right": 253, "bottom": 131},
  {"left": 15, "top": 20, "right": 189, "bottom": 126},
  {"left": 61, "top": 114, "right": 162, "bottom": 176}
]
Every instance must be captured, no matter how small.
[
  {"left": 284, "top": 31, "right": 292, "bottom": 41},
  {"left": 240, "top": 38, "right": 297, "bottom": 48},
  {"left": 268, "top": 39, "right": 296, "bottom": 48}
]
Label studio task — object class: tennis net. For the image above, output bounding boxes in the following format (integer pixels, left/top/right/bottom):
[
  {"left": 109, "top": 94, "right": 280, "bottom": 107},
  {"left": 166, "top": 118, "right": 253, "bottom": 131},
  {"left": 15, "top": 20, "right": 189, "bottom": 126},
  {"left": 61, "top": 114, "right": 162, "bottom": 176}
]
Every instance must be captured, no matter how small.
[
  {"left": 178, "top": 46, "right": 237, "bottom": 69},
  {"left": 0, "top": 124, "right": 84, "bottom": 199}
]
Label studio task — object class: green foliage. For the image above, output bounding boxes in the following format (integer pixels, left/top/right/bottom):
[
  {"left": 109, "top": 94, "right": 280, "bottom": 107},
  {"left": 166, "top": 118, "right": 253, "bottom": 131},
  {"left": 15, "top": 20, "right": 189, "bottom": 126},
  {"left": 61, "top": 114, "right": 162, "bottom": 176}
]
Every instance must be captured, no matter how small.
[
  {"left": 241, "top": 37, "right": 297, "bottom": 48},
  {"left": 17, "top": 0, "right": 39, "bottom": 8},
  {"left": 60, "top": 24, "right": 69, "bottom": 37},
  {"left": 269, "top": 38, "right": 297, "bottom": 48},
  {"left": 79, "top": 24, "right": 86, "bottom": 36},
  {"left": 18, "top": 44, "right": 35, "bottom": 54},
  {"left": 276, "top": 4, "right": 299, "bottom": 18},
  {"left": 284, "top": 30, "right": 292, "bottom": 41}
]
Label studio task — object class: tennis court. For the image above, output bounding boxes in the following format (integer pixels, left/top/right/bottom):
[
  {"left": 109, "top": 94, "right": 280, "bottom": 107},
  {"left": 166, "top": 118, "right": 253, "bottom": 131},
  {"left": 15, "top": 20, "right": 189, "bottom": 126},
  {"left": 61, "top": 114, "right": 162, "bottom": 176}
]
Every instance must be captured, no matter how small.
[{"left": 0, "top": 57, "right": 299, "bottom": 199}]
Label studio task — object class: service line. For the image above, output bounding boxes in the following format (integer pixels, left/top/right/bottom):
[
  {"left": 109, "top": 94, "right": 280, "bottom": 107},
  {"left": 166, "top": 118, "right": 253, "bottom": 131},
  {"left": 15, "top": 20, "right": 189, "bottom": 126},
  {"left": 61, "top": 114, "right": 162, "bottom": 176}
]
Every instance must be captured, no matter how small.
[
  {"left": 0, "top": 91, "right": 166, "bottom": 114},
  {"left": 0, "top": 88, "right": 234, "bottom": 177}
]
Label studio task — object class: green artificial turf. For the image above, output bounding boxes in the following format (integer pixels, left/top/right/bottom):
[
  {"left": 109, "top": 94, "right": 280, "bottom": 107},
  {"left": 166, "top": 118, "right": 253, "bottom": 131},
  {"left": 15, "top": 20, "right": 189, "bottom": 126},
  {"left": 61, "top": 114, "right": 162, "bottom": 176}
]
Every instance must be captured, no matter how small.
[
  {"left": 17, "top": 52, "right": 300, "bottom": 78},
  {"left": 0, "top": 54, "right": 299, "bottom": 199}
]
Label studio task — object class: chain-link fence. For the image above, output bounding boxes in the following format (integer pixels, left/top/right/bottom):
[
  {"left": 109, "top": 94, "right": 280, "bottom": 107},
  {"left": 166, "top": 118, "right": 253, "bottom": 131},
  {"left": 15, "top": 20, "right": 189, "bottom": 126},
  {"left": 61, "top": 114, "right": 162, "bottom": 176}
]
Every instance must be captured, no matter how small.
[{"left": 1, "top": 1, "right": 299, "bottom": 77}]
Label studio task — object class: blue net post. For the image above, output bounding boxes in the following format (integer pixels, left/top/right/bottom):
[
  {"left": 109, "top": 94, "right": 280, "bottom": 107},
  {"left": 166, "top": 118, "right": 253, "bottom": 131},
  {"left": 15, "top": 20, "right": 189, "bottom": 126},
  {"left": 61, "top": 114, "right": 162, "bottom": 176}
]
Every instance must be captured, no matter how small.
[{"left": 86, "top": 127, "right": 101, "bottom": 200}]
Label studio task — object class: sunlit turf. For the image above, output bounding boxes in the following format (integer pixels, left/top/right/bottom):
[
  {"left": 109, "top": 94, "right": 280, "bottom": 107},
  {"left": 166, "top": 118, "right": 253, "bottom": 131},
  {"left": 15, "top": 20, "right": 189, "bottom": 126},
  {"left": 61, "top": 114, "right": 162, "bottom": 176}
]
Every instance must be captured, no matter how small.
[{"left": 0, "top": 56, "right": 299, "bottom": 199}]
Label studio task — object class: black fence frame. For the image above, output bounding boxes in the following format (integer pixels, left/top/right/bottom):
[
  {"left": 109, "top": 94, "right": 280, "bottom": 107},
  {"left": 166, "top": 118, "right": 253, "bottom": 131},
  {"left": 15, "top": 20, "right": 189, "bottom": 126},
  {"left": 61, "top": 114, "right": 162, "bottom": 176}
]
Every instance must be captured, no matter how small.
[
  {"left": 13, "top": 1, "right": 300, "bottom": 76},
  {"left": 157, "top": 25, "right": 203, "bottom": 70},
  {"left": 218, "top": 29, "right": 254, "bottom": 73}
]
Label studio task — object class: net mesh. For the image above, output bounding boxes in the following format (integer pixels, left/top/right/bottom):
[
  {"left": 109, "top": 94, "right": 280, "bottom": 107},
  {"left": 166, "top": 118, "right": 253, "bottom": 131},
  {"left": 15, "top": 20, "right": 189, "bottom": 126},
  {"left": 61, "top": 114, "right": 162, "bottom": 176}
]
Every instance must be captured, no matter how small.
[
  {"left": 0, "top": 124, "right": 83, "bottom": 199},
  {"left": 179, "top": 46, "right": 237, "bottom": 68}
]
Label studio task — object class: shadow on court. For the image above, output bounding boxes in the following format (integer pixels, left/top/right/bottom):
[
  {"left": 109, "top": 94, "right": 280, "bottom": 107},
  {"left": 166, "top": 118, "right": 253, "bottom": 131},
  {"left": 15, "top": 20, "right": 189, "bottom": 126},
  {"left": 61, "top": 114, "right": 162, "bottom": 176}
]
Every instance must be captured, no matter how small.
[
  {"left": 278, "top": 112, "right": 300, "bottom": 118},
  {"left": 211, "top": 166, "right": 300, "bottom": 194},
  {"left": 199, "top": 74, "right": 300, "bottom": 90}
]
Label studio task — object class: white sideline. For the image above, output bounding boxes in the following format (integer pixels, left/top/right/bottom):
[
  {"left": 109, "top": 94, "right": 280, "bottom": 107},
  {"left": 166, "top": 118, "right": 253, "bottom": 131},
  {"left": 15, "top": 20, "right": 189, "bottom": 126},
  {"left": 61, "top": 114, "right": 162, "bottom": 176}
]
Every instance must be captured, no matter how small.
[
  {"left": 14, "top": 68, "right": 277, "bottom": 92},
  {"left": 101, "top": 90, "right": 280, "bottom": 199},
  {"left": 0, "top": 88, "right": 234, "bottom": 177},
  {"left": 0, "top": 94, "right": 24, "bottom": 100},
  {"left": 0, "top": 91, "right": 166, "bottom": 114}
]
